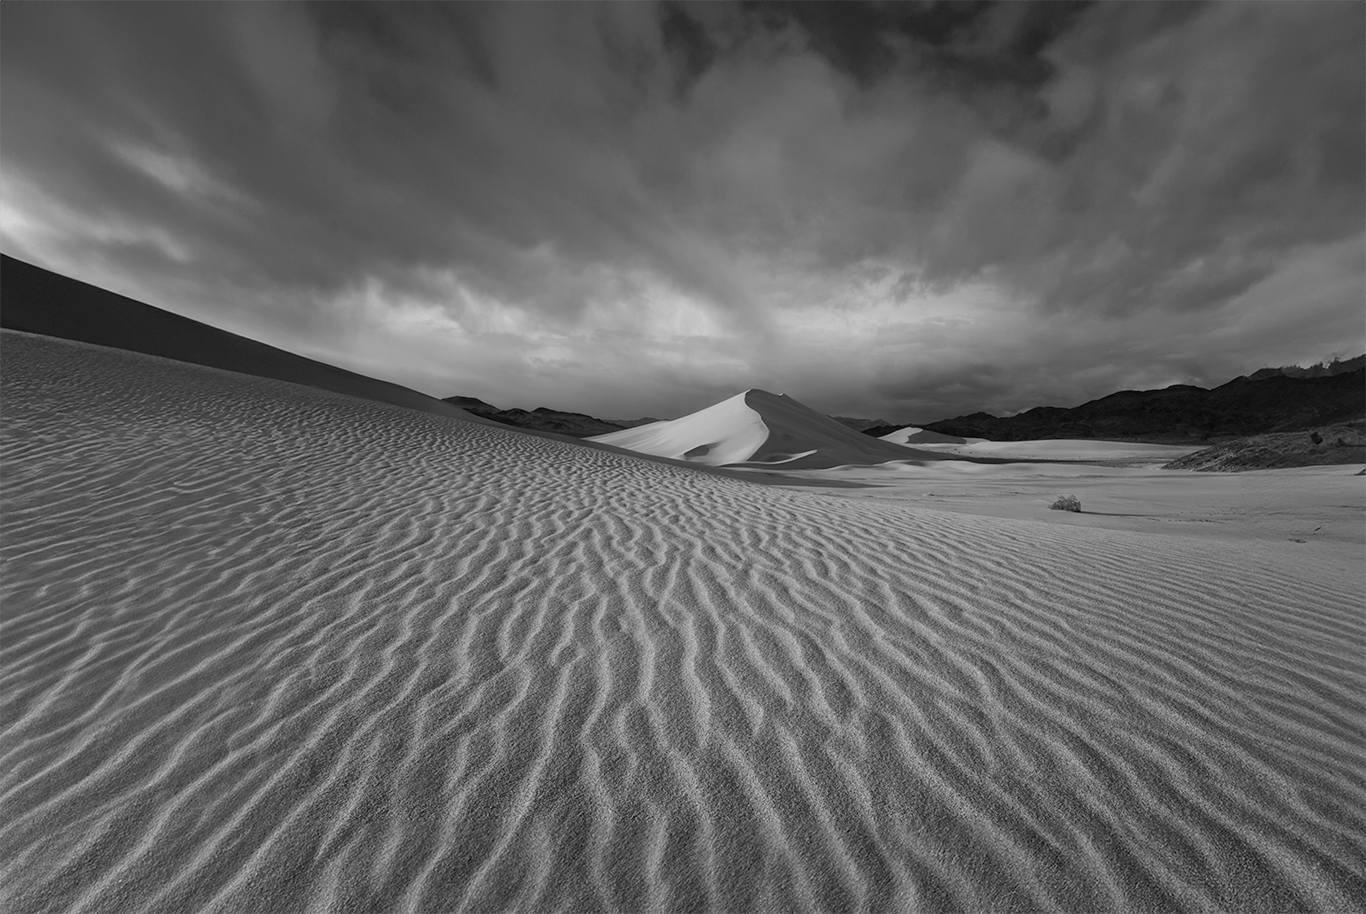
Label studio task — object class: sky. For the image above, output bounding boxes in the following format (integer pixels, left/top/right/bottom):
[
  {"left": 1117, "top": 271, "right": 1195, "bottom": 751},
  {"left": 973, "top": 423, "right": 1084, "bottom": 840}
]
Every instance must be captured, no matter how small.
[{"left": 3, "top": 1, "right": 1363, "bottom": 423}]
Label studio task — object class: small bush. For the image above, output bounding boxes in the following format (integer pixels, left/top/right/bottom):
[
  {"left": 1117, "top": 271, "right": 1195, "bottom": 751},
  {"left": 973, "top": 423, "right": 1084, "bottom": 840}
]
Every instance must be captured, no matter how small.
[
  {"left": 1050, "top": 494, "right": 1081, "bottom": 513},
  {"left": 1310, "top": 431, "right": 1323, "bottom": 444}
]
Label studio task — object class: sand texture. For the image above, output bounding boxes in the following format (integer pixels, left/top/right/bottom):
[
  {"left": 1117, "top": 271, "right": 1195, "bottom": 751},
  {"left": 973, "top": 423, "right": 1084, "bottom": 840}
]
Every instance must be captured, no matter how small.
[{"left": 3, "top": 331, "right": 1365, "bottom": 913}]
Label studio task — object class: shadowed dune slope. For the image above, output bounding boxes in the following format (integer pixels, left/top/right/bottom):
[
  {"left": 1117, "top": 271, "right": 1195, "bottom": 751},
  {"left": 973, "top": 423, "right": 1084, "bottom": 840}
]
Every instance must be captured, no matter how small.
[
  {"left": 0, "top": 258, "right": 833, "bottom": 488},
  {"left": 3, "top": 331, "right": 1365, "bottom": 913},
  {"left": 0, "top": 253, "right": 484, "bottom": 426},
  {"left": 591, "top": 389, "right": 937, "bottom": 469}
]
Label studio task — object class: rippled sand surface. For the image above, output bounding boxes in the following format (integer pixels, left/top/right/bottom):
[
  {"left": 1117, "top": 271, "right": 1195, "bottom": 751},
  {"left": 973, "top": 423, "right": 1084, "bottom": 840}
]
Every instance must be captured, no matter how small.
[{"left": 3, "top": 331, "right": 1364, "bottom": 913}]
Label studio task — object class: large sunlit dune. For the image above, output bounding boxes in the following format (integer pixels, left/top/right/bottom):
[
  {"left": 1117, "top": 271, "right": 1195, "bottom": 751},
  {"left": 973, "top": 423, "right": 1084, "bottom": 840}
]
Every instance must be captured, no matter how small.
[
  {"left": 590, "top": 389, "right": 938, "bottom": 469},
  {"left": 3, "top": 329, "right": 1364, "bottom": 913}
]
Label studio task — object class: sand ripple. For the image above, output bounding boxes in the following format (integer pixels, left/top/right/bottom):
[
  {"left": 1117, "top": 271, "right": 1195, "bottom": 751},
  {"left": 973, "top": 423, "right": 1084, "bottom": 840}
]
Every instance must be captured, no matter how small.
[{"left": 2, "top": 331, "right": 1364, "bottom": 913}]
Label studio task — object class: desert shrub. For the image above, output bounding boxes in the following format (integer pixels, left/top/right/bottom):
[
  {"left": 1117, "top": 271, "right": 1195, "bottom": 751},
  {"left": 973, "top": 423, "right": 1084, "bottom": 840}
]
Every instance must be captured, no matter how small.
[
  {"left": 1050, "top": 494, "right": 1081, "bottom": 513},
  {"left": 1310, "top": 431, "right": 1323, "bottom": 444}
]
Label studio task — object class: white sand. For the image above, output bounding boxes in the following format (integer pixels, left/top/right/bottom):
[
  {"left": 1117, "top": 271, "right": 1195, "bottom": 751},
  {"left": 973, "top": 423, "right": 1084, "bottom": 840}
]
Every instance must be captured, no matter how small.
[
  {"left": 776, "top": 460, "right": 1366, "bottom": 559},
  {"left": 3, "top": 330, "right": 1365, "bottom": 913},
  {"left": 903, "top": 438, "right": 1204, "bottom": 462},
  {"left": 590, "top": 389, "right": 933, "bottom": 469}
]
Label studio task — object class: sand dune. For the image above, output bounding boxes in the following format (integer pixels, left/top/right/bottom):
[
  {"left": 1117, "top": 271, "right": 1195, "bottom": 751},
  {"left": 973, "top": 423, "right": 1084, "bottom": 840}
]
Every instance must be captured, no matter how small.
[
  {"left": 0, "top": 254, "right": 497, "bottom": 428},
  {"left": 591, "top": 389, "right": 934, "bottom": 469},
  {"left": 0, "top": 258, "right": 858, "bottom": 489},
  {"left": 3, "top": 330, "right": 1365, "bottom": 913},
  {"left": 878, "top": 426, "right": 967, "bottom": 446}
]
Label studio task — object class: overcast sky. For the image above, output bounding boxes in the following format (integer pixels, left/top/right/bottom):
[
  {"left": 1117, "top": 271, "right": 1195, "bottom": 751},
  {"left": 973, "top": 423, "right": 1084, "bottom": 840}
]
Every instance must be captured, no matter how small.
[{"left": 3, "top": 1, "right": 1362, "bottom": 422}]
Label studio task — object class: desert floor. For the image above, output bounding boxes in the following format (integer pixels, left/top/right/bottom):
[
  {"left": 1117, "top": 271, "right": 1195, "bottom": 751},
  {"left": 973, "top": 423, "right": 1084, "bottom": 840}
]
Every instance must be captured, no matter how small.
[
  {"left": 776, "top": 460, "right": 1364, "bottom": 560},
  {"left": 2, "top": 331, "right": 1364, "bottom": 913}
]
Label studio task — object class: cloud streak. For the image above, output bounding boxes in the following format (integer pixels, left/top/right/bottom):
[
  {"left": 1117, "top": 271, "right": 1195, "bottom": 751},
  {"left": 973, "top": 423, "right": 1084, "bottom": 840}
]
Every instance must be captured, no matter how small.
[{"left": 2, "top": 1, "right": 1361, "bottom": 421}]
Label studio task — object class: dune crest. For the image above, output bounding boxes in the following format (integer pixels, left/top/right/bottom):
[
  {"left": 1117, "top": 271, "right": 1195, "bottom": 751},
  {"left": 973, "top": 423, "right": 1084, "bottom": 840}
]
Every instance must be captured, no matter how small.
[
  {"left": 592, "top": 389, "right": 934, "bottom": 469},
  {"left": 0, "top": 254, "right": 487, "bottom": 427}
]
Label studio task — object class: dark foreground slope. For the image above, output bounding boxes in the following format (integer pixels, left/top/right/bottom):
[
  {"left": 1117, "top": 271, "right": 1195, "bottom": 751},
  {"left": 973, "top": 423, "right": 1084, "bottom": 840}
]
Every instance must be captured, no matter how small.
[
  {"left": 0, "top": 253, "right": 483, "bottom": 425},
  {"left": 923, "top": 372, "right": 1365, "bottom": 443}
]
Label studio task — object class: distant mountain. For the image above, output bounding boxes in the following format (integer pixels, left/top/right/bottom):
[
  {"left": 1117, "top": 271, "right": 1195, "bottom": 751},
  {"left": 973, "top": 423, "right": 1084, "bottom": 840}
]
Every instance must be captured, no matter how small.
[
  {"left": 1247, "top": 355, "right": 1365, "bottom": 381},
  {"left": 589, "top": 389, "right": 943, "bottom": 469},
  {"left": 439, "top": 397, "right": 628, "bottom": 438},
  {"left": 830, "top": 416, "right": 893, "bottom": 432},
  {"left": 916, "top": 370, "right": 1365, "bottom": 443},
  {"left": 604, "top": 417, "right": 663, "bottom": 429}
]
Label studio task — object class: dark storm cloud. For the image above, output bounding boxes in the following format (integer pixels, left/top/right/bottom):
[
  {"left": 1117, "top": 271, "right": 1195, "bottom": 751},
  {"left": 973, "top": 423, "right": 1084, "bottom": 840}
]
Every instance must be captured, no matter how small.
[
  {"left": 752, "top": 0, "right": 1095, "bottom": 88},
  {"left": 2, "top": 1, "right": 1361, "bottom": 421}
]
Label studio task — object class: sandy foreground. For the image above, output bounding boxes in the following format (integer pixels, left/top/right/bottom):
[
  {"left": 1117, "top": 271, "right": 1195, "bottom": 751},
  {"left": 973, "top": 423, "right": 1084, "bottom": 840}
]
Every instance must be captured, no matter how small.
[{"left": 2, "top": 331, "right": 1364, "bottom": 913}]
